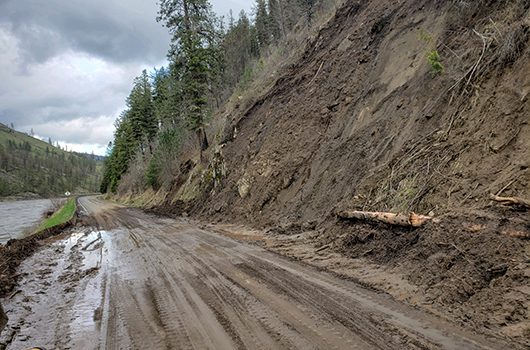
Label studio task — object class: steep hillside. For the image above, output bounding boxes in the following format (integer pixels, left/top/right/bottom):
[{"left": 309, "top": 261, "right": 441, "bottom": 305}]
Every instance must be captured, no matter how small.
[
  {"left": 144, "top": 0, "right": 530, "bottom": 345},
  {"left": 191, "top": 0, "right": 530, "bottom": 226},
  {"left": 0, "top": 123, "right": 102, "bottom": 197}
]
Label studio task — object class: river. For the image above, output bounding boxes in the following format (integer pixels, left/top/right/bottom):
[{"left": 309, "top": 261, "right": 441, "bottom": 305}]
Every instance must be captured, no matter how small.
[{"left": 0, "top": 199, "right": 53, "bottom": 244}]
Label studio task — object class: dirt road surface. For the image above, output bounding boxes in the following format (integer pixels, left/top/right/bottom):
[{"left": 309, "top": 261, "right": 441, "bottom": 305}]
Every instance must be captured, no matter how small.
[{"left": 0, "top": 197, "right": 518, "bottom": 349}]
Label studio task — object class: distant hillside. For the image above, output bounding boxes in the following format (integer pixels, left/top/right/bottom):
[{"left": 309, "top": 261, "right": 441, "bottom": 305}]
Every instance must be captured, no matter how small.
[
  {"left": 73, "top": 152, "right": 107, "bottom": 162},
  {"left": 0, "top": 123, "right": 102, "bottom": 197}
]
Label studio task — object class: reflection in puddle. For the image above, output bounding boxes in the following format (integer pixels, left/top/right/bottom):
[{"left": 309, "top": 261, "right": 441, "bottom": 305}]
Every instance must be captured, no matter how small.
[{"left": 0, "top": 229, "right": 110, "bottom": 350}]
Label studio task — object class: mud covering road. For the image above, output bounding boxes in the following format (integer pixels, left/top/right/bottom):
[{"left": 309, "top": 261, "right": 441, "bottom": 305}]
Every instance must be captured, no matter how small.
[{"left": 0, "top": 197, "right": 518, "bottom": 349}]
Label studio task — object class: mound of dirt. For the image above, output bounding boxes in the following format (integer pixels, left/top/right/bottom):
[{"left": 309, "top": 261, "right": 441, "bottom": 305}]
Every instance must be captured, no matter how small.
[{"left": 320, "top": 208, "right": 530, "bottom": 344}]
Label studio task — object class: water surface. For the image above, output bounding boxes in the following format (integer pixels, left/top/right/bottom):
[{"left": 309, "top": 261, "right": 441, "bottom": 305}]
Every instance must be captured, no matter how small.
[{"left": 0, "top": 199, "right": 52, "bottom": 244}]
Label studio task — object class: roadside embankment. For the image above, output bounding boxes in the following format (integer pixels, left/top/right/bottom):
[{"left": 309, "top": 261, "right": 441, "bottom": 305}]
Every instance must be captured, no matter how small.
[{"left": 0, "top": 197, "right": 78, "bottom": 297}]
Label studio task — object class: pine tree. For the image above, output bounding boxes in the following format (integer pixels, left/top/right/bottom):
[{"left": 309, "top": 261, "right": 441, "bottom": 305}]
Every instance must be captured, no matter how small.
[
  {"left": 255, "top": 0, "right": 270, "bottom": 50},
  {"left": 268, "top": 0, "right": 285, "bottom": 41},
  {"left": 152, "top": 67, "right": 171, "bottom": 128},
  {"left": 127, "top": 70, "right": 157, "bottom": 151},
  {"left": 158, "top": 0, "right": 220, "bottom": 160}
]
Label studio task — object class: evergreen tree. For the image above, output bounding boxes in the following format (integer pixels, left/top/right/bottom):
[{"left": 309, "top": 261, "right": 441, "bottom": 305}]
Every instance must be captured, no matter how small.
[
  {"left": 255, "top": 0, "right": 270, "bottom": 50},
  {"left": 158, "top": 0, "right": 220, "bottom": 160},
  {"left": 268, "top": 0, "right": 285, "bottom": 41},
  {"left": 127, "top": 70, "right": 157, "bottom": 149},
  {"left": 152, "top": 67, "right": 171, "bottom": 128}
]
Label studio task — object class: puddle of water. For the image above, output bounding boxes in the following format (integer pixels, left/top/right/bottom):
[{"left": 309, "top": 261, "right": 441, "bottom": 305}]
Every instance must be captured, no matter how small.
[
  {"left": 69, "top": 263, "right": 104, "bottom": 349},
  {"left": 69, "top": 230, "right": 108, "bottom": 349}
]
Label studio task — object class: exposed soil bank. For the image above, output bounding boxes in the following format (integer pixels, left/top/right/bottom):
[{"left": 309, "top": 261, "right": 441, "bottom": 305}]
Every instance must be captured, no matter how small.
[{"left": 141, "top": 0, "right": 530, "bottom": 345}]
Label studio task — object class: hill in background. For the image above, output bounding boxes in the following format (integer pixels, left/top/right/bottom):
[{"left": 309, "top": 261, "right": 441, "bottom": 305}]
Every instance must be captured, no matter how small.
[{"left": 0, "top": 123, "right": 103, "bottom": 197}]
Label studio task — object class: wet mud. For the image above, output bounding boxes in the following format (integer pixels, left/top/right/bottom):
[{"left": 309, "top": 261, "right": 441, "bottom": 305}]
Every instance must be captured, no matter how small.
[{"left": 0, "top": 197, "right": 520, "bottom": 349}]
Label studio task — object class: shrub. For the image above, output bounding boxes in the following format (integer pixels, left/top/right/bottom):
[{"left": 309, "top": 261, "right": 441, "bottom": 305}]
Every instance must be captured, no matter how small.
[
  {"left": 427, "top": 50, "right": 444, "bottom": 77},
  {"left": 496, "top": 23, "right": 529, "bottom": 66},
  {"left": 145, "top": 156, "right": 160, "bottom": 190}
]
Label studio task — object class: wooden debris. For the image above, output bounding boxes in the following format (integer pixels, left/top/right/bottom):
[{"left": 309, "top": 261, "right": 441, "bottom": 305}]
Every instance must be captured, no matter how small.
[
  {"left": 489, "top": 194, "right": 530, "bottom": 209},
  {"left": 337, "top": 210, "right": 438, "bottom": 228},
  {"left": 315, "top": 244, "right": 331, "bottom": 253},
  {"left": 0, "top": 301, "right": 7, "bottom": 334},
  {"left": 503, "top": 230, "right": 530, "bottom": 239},
  {"left": 8, "top": 289, "right": 21, "bottom": 300}
]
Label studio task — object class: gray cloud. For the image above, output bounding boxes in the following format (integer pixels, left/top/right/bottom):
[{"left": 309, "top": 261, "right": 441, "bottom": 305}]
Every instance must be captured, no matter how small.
[
  {"left": 0, "top": 0, "right": 251, "bottom": 155},
  {"left": 0, "top": 0, "right": 170, "bottom": 66}
]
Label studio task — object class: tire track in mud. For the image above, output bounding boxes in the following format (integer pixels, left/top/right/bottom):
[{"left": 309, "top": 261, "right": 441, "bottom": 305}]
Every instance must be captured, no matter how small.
[
  {"left": 24, "top": 196, "right": 513, "bottom": 350},
  {"left": 154, "top": 233, "right": 309, "bottom": 350},
  {"left": 137, "top": 226, "right": 439, "bottom": 349}
]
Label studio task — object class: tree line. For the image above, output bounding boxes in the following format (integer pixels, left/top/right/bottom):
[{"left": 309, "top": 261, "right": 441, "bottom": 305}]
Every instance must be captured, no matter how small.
[
  {"left": 0, "top": 140, "right": 100, "bottom": 197},
  {"left": 101, "top": 0, "right": 319, "bottom": 193}
]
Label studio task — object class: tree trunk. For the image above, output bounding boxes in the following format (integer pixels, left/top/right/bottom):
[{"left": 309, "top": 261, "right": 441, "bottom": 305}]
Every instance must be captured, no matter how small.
[
  {"left": 490, "top": 194, "right": 530, "bottom": 209},
  {"left": 196, "top": 128, "right": 209, "bottom": 152},
  {"left": 337, "top": 210, "right": 437, "bottom": 228},
  {"left": 0, "top": 301, "right": 7, "bottom": 335},
  {"left": 196, "top": 128, "right": 209, "bottom": 162}
]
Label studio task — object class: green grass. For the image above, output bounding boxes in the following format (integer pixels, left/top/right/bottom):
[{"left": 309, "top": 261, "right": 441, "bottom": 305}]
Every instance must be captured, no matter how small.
[{"left": 37, "top": 198, "right": 77, "bottom": 232}]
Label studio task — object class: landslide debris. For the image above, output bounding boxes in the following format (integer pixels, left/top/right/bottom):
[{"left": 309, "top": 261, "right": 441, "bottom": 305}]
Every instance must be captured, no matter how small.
[
  {"left": 332, "top": 209, "right": 530, "bottom": 345},
  {"left": 149, "top": 0, "right": 530, "bottom": 344}
]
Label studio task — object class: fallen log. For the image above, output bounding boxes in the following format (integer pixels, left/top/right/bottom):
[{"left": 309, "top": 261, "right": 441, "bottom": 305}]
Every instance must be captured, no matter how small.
[
  {"left": 489, "top": 194, "right": 530, "bottom": 209},
  {"left": 0, "top": 301, "right": 7, "bottom": 335},
  {"left": 337, "top": 210, "right": 438, "bottom": 228}
]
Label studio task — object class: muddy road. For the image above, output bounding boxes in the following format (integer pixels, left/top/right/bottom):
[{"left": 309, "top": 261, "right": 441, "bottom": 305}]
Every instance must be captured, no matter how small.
[{"left": 0, "top": 197, "right": 517, "bottom": 349}]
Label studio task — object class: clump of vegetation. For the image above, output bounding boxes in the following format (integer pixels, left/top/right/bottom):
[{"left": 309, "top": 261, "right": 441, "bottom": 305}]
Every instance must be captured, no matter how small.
[
  {"left": 37, "top": 197, "right": 77, "bottom": 232},
  {"left": 496, "top": 22, "right": 529, "bottom": 66},
  {"left": 419, "top": 29, "right": 444, "bottom": 77},
  {"left": 145, "top": 157, "right": 161, "bottom": 190},
  {"left": 427, "top": 50, "right": 444, "bottom": 76}
]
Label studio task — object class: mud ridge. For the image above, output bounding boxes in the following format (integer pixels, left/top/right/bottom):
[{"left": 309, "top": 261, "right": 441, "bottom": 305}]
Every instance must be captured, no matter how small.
[{"left": 0, "top": 213, "right": 78, "bottom": 298}]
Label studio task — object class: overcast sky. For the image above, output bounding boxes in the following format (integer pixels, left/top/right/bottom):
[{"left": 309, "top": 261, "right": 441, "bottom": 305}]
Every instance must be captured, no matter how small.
[{"left": 0, "top": 0, "right": 252, "bottom": 155}]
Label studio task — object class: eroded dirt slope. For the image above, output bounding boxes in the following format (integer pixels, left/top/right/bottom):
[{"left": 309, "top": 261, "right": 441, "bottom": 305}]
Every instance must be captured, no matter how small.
[
  {"left": 193, "top": 0, "right": 530, "bottom": 225},
  {"left": 151, "top": 0, "right": 530, "bottom": 344}
]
